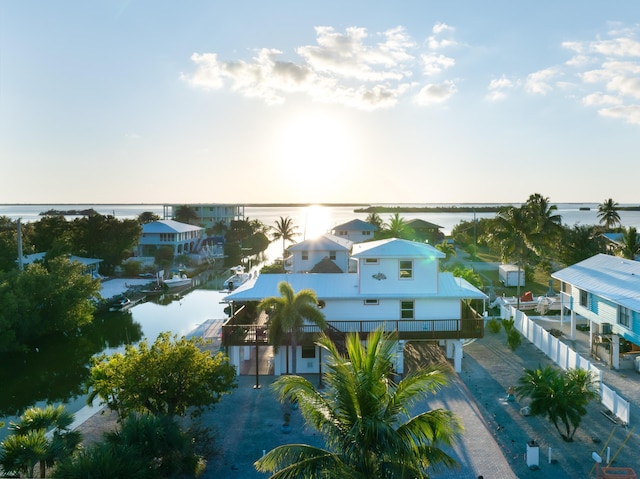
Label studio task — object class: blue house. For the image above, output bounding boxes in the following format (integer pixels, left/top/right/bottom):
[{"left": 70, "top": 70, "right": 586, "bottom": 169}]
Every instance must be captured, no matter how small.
[{"left": 552, "top": 253, "right": 640, "bottom": 369}]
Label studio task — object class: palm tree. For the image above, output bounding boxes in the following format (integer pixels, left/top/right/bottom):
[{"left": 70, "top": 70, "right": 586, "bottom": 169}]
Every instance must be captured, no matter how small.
[
  {"left": 0, "top": 405, "right": 81, "bottom": 478},
  {"left": 258, "top": 281, "right": 326, "bottom": 375},
  {"left": 524, "top": 193, "right": 562, "bottom": 241},
  {"left": 617, "top": 226, "right": 640, "bottom": 260},
  {"left": 597, "top": 198, "right": 621, "bottom": 230},
  {"left": 271, "top": 216, "right": 299, "bottom": 264},
  {"left": 174, "top": 205, "right": 198, "bottom": 225},
  {"left": 365, "top": 212, "right": 383, "bottom": 231},
  {"left": 384, "top": 212, "right": 412, "bottom": 239},
  {"left": 255, "top": 329, "right": 462, "bottom": 478},
  {"left": 516, "top": 366, "right": 599, "bottom": 442},
  {"left": 435, "top": 240, "right": 456, "bottom": 263},
  {"left": 489, "top": 205, "right": 540, "bottom": 308}
]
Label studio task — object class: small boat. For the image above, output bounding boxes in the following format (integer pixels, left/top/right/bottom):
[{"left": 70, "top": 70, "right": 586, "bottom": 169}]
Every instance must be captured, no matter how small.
[
  {"left": 163, "top": 273, "right": 192, "bottom": 289},
  {"left": 223, "top": 266, "right": 251, "bottom": 290},
  {"left": 109, "top": 296, "right": 132, "bottom": 312},
  {"left": 490, "top": 293, "right": 561, "bottom": 313}
]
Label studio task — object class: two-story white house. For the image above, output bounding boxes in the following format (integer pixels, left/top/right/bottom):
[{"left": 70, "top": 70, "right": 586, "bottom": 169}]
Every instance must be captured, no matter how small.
[
  {"left": 331, "top": 219, "right": 377, "bottom": 243},
  {"left": 223, "top": 238, "right": 486, "bottom": 375},
  {"left": 285, "top": 233, "right": 354, "bottom": 273},
  {"left": 162, "top": 203, "right": 244, "bottom": 229},
  {"left": 137, "top": 219, "right": 205, "bottom": 257},
  {"left": 552, "top": 253, "right": 640, "bottom": 370}
]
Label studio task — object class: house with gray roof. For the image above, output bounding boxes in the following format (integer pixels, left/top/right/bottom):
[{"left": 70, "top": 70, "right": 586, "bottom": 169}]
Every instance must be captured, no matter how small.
[
  {"left": 552, "top": 253, "right": 640, "bottom": 369},
  {"left": 137, "top": 219, "right": 204, "bottom": 257},
  {"left": 223, "top": 238, "right": 486, "bottom": 375},
  {"left": 331, "top": 218, "right": 377, "bottom": 243},
  {"left": 286, "top": 233, "right": 354, "bottom": 273}
]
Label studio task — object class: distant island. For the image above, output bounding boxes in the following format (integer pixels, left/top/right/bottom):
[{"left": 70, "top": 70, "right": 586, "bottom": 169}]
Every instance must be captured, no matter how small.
[
  {"left": 39, "top": 208, "right": 100, "bottom": 216},
  {"left": 354, "top": 205, "right": 507, "bottom": 213}
]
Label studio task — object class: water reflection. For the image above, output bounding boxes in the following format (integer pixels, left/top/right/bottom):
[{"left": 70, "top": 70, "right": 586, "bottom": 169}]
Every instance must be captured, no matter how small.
[{"left": 0, "top": 313, "right": 142, "bottom": 417}]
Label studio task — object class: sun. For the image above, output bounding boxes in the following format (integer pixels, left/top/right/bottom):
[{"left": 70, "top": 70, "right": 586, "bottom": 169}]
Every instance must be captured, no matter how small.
[{"left": 275, "top": 112, "right": 354, "bottom": 173}]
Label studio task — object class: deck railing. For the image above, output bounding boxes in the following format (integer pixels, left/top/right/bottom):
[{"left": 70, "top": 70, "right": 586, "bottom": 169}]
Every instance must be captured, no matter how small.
[{"left": 221, "top": 317, "right": 484, "bottom": 346}]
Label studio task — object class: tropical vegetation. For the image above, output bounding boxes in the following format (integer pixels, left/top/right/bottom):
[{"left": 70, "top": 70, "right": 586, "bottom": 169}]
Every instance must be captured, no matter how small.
[
  {"left": 258, "top": 281, "right": 326, "bottom": 374},
  {"left": 271, "top": 216, "right": 299, "bottom": 262},
  {"left": 516, "top": 365, "right": 599, "bottom": 442},
  {"left": 0, "top": 405, "right": 81, "bottom": 478},
  {"left": 255, "top": 329, "right": 462, "bottom": 478},
  {"left": 87, "top": 332, "right": 237, "bottom": 419},
  {"left": 597, "top": 198, "right": 621, "bottom": 230}
]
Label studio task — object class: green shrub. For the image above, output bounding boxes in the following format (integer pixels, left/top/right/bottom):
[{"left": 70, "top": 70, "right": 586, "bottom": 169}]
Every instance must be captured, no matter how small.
[
  {"left": 121, "top": 260, "right": 142, "bottom": 277},
  {"left": 502, "top": 318, "right": 515, "bottom": 334},
  {"left": 486, "top": 318, "right": 502, "bottom": 334},
  {"left": 507, "top": 328, "right": 522, "bottom": 351}
]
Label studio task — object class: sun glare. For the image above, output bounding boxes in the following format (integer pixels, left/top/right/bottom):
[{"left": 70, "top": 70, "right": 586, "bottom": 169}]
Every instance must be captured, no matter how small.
[
  {"left": 301, "top": 205, "right": 332, "bottom": 239},
  {"left": 275, "top": 113, "right": 353, "bottom": 174}
]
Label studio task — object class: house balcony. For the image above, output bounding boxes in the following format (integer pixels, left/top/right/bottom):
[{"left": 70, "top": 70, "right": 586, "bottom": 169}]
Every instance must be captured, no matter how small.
[{"left": 221, "top": 317, "right": 484, "bottom": 347}]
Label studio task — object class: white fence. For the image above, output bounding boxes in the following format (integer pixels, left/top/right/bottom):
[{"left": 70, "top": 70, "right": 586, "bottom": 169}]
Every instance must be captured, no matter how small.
[{"left": 501, "top": 305, "right": 630, "bottom": 425}]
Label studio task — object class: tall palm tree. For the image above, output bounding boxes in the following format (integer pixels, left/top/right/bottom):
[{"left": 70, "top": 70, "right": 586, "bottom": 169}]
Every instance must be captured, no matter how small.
[
  {"left": 271, "top": 216, "right": 299, "bottom": 264},
  {"left": 384, "top": 212, "right": 412, "bottom": 239},
  {"left": 259, "top": 281, "right": 326, "bottom": 374},
  {"left": 597, "top": 198, "right": 621, "bottom": 230},
  {"left": 365, "top": 212, "right": 383, "bottom": 231},
  {"left": 489, "top": 205, "right": 540, "bottom": 308},
  {"left": 525, "top": 193, "right": 562, "bottom": 240},
  {"left": 516, "top": 366, "right": 599, "bottom": 442},
  {"left": 435, "top": 240, "right": 456, "bottom": 263},
  {"left": 255, "top": 329, "right": 462, "bottom": 478},
  {"left": 618, "top": 226, "right": 640, "bottom": 260}
]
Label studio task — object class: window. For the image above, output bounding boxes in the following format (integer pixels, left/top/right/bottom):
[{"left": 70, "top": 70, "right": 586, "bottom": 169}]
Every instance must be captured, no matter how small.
[
  {"left": 329, "top": 251, "right": 336, "bottom": 260},
  {"left": 401, "top": 300, "right": 414, "bottom": 319},
  {"left": 365, "top": 258, "right": 379, "bottom": 264},
  {"left": 400, "top": 260, "right": 413, "bottom": 279},
  {"left": 619, "top": 306, "right": 631, "bottom": 328},
  {"left": 579, "top": 289, "right": 588, "bottom": 307},
  {"left": 302, "top": 252, "right": 308, "bottom": 260},
  {"left": 301, "top": 345, "right": 316, "bottom": 358},
  {"left": 364, "top": 299, "right": 379, "bottom": 305}
]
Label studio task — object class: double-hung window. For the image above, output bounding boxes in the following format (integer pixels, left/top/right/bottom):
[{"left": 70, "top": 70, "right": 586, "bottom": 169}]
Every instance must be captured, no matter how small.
[
  {"left": 619, "top": 306, "right": 631, "bottom": 328},
  {"left": 401, "top": 300, "right": 414, "bottom": 319},
  {"left": 399, "top": 260, "right": 413, "bottom": 279}
]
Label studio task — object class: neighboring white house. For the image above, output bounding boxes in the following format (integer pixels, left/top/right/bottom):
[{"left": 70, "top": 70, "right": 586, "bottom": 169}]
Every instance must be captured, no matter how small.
[
  {"left": 552, "top": 253, "right": 640, "bottom": 369},
  {"left": 162, "top": 203, "right": 244, "bottom": 229},
  {"left": 223, "top": 238, "right": 486, "bottom": 375},
  {"left": 136, "top": 219, "right": 205, "bottom": 257},
  {"left": 20, "top": 252, "right": 103, "bottom": 277},
  {"left": 285, "top": 233, "right": 354, "bottom": 273},
  {"left": 331, "top": 219, "right": 377, "bottom": 243}
]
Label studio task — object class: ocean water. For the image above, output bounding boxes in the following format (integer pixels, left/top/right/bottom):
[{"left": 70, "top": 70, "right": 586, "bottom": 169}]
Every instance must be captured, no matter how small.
[{"left": 3, "top": 203, "right": 640, "bottom": 236}]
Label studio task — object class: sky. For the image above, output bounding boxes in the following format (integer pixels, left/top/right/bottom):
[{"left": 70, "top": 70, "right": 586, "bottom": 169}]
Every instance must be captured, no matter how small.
[{"left": 1, "top": 1, "right": 640, "bottom": 205}]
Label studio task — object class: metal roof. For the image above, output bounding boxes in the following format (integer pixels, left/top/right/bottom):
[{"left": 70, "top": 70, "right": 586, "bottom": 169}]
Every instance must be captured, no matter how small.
[
  {"left": 352, "top": 238, "right": 445, "bottom": 259},
  {"left": 142, "top": 219, "right": 203, "bottom": 234},
  {"left": 288, "top": 233, "right": 353, "bottom": 252},
  {"left": 551, "top": 253, "right": 640, "bottom": 311},
  {"left": 332, "top": 219, "right": 378, "bottom": 231},
  {"left": 224, "top": 271, "right": 486, "bottom": 302}
]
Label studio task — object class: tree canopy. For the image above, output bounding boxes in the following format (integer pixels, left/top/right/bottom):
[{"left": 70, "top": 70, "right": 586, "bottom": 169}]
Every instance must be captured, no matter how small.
[
  {"left": 87, "top": 332, "right": 237, "bottom": 419},
  {"left": 255, "top": 329, "right": 462, "bottom": 478}
]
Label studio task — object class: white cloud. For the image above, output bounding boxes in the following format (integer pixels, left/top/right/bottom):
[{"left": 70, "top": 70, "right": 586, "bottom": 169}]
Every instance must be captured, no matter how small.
[
  {"left": 421, "top": 53, "right": 455, "bottom": 76},
  {"left": 183, "top": 24, "right": 460, "bottom": 110},
  {"left": 525, "top": 67, "right": 560, "bottom": 95},
  {"left": 582, "top": 92, "right": 622, "bottom": 106},
  {"left": 598, "top": 105, "right": 640, "bottom": 124},
  {"left": 414, "top": 81, "right": 457, "bottom": 105},
  {"left": 486, "top": 75, "right": 514, "bottom": 101}
]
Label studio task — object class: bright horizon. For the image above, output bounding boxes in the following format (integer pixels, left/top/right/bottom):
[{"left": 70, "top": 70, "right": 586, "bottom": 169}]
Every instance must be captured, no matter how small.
[{"left": 2, "top": 2, "right": 640, "bottom": 205}]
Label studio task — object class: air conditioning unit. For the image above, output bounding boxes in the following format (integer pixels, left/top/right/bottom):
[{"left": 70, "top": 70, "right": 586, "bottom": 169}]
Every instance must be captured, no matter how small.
[{"left": 600, "top": 323, "right": 612, "bottom": 335}]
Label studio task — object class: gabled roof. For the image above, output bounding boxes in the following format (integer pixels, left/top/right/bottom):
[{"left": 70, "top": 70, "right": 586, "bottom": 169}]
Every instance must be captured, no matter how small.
[
  {"left": 551, "top": 253, "right": 640, "bottom": 312},
  {"left": 288, "top": 233, "right": 353, "bottom": 252},
  {"left": 352, "top": 238, "right": 445, "bottom": 259},
  {"left": 406, "top": 218, "right": 443, "bottom": 229},
  {"left": 310, "top": 257, "right": 344, "bottom": 273},
  {"left": 224, "top": 271, "right": 486, "bottom": 301},
  {"left": 21, "top": 253, "right": 102, "bottom": 266},
  {"left": 142, "top": 219, "right": 203, "bottom": 234},
  {"left": 332, "top": 219, "right": 377, "bottom": 232}
]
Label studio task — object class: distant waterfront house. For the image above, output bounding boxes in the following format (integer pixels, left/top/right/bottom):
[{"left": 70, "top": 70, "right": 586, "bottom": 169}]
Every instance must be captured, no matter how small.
[
  {"left": 136, "top": 219, "right": 205, "bottom": 257},
  {"left": 162, "top": 203, "right": 244, "bottom": 229},
  {"left": 223, "top": 238, "right": 486, "bottom": 375},
  {"left": 405, "top": 219, "right": 444, "bottom": 244},
  {"left": 286, "top": 233, "right": 354, "bottom": 273},
  {"left": 552, "top": 253, "right": 640, "bottom": 369},
  {"left": 330, "top": 219, "right": 377, "bottom": 243},
  {"left": 20, "top": 252, "right": 103, "bottom": 277}
]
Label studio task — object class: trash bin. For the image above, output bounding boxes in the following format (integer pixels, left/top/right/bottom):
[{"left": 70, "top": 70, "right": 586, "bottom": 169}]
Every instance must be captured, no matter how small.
[{"left": 526, "top": 440, "right": 540, "bottom": 468}]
